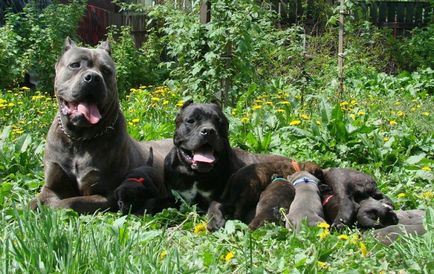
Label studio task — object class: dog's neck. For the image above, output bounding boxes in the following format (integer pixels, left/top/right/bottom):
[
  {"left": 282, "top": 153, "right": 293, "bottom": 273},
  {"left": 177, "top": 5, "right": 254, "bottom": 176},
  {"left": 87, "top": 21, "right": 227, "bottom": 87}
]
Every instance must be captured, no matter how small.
[{"left": 57, "top": 111, "right": 119, "bottom": 142}]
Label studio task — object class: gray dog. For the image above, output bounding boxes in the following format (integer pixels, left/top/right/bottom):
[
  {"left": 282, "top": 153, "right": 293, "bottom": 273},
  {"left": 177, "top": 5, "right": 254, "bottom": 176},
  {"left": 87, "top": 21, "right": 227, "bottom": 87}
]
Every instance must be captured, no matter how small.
[
  {"left": 286, "top": 171, "right": 325, "bottom": 230},
  {"left": 30, "top": 38, "right": 171, "bottom": 213}
]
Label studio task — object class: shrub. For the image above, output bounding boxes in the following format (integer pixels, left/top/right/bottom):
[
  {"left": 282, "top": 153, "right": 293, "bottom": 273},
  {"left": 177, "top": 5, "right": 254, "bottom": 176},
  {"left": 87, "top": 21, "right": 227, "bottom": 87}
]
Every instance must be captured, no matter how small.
[{"left": 0, "top": 0, "right": 86, "bottom": 93}]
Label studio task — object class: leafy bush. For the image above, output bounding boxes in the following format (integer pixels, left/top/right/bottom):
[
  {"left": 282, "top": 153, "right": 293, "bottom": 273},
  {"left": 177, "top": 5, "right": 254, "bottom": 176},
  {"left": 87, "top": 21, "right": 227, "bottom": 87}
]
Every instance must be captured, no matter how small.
[
  {"left": 0, "top": 0, "right": 86, "bottom": 92},
  {"left": 397, "top": 24, "right": 434, "bottom": 71},
  {"left": 107, "top": 26, "right": 169, "bottom": 94}
]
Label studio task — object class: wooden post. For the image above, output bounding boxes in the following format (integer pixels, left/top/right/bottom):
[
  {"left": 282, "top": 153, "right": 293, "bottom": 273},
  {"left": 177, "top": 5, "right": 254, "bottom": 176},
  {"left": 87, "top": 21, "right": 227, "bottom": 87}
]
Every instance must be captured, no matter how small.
[
  {"left": 200, "top": 1, "right": 211, "bottom": 24},
  {"left": 338, "top": 0, "right": 345, "bottom": 96}
]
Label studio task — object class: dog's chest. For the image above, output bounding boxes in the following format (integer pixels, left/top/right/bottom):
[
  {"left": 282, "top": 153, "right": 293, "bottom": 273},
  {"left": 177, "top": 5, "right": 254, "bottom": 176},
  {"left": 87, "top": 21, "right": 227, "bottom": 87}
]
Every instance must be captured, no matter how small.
[
  {"left": 178, "top": 182, "right": 213, "bottom": 202},
  {"left": 71, "top": 155, "right": 101, "bottom": 194}
]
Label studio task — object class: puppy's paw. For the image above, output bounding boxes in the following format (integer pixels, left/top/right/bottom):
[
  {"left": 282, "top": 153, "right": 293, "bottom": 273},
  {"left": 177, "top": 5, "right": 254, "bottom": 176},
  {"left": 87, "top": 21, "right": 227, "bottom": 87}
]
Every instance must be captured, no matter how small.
[{"left": 207, "top": 201, "right": 226, "bottom": 232}]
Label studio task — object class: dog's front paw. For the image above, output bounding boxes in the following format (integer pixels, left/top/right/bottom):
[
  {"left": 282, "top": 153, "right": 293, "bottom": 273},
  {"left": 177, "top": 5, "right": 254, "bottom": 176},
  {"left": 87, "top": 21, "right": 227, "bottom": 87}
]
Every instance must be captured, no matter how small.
[{"left": 207, "top": 201, "right": 226, "bottom": 232}]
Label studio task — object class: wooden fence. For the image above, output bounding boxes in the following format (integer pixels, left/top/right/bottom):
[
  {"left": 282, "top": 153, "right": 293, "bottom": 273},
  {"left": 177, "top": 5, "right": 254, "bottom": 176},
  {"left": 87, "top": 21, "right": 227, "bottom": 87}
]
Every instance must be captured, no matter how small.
[
  {"left": 76, "top": 0, "right": 433, "bottom": 46},
  {"left": 354, "top": 1, "right": 432, "bottom": 35}
]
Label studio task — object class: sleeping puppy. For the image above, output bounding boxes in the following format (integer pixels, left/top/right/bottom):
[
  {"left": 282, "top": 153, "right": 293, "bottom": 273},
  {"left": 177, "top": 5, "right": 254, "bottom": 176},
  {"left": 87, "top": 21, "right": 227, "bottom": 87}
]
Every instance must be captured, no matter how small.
[
  {"left": 248, "top": 175, "right": 295, "bottom": 230},
  {"left": 285, "top": 171, "right": 325, "bottom": 230},
  {"left": 207, "top": 160, "right": 322, "bottom": 231},
  {"left": 164, "top": 100, "right": 287, "bottom": 211},
  {"left": 321, "top": 185, "right": 398, "bottom": 229},
  {"left": 356, "top": 197, "right": 399, "bottom": 228},
  {"left": 322, "top": 168, "right": 386, "bottom": 229},
  {"left": 114, "top": 148, "right": 166, "bottom": 215},
  {"left": 373, "top": 209, "right": 426, "bottom": 245}
]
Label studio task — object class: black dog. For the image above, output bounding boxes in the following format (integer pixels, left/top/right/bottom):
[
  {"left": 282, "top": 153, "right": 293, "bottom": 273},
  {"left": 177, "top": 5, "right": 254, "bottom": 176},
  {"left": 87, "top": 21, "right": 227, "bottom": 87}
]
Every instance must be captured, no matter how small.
[
  {"left": 114, "top": 148, "right": 167, "bottom": 215},
  {"left": 164, "top": 100, "right": 287, "bottom": 211},
  {"left": 322, "top": 168, "right": 386, "bottom": 228}
]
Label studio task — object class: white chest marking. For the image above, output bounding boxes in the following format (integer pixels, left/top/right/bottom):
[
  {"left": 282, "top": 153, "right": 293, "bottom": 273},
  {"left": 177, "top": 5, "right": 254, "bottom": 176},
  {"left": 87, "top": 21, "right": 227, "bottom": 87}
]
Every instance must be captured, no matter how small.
[{"left": 179, "top": 182, "right": 213, "bottom": 202}]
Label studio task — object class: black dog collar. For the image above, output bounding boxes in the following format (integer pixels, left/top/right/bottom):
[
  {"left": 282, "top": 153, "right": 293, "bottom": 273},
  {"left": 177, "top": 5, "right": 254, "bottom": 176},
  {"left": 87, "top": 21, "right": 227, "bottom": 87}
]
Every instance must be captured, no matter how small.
[{"left": 292, "top": 176, "right": 318, "bottom": 186}]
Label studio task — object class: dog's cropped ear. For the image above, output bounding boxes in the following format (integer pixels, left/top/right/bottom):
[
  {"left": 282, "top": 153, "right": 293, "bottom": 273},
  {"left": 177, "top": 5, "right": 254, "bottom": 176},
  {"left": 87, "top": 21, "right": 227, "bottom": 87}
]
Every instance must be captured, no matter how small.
[
  {"left": 63, "top": 36, "right": 76, "bottom": 53},
  {"left": 181, "top": 99, "right": 194, "bottom": 109},
  {"left": 98, "top": 40, "right": 111, "bottom": 55},
  {"left": 210, "top": 98, "right": 222, "bottom": 109}
]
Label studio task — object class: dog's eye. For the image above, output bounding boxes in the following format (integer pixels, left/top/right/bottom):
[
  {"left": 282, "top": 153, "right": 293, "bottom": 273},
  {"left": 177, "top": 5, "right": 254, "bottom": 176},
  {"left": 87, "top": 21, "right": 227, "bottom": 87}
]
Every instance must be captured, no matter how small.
[
  {"left": 186, "top": 118, "right": 195, "bottom": 124},
  {"left": 69, "top": 62, "right": 80, "bottom": 69},
  {"left": 101, "top": 66, "right": 112, "bottom": 76}
]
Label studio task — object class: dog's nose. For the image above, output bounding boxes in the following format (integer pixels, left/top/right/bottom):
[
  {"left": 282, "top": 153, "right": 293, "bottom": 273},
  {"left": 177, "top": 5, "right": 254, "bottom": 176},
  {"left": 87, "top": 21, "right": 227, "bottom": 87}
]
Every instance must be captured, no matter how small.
[
  {"left": 200, "top": 127, "right": 216, "bottom": 136},
  {"left": 83, "top": 72, "right": 100, "bottom": 84}
]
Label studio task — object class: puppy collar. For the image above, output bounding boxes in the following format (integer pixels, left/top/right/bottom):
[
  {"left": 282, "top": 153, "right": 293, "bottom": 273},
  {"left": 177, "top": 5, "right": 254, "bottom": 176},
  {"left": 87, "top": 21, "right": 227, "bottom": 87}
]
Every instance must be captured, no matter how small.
[
  {"left": 127, "top": 177, "right": 145, "bottom": 184},
  {"left": 292, "top": 176, "right": 318, "bottom": 187},
  {"left": 271, "top": 177, "right": 288, "bottom": 183},
  {"left": 57, "top": 112, "right": 118, "bottom": 142},
  {"left": 322, "top": 194, "right": 334, "bottom": 206}
]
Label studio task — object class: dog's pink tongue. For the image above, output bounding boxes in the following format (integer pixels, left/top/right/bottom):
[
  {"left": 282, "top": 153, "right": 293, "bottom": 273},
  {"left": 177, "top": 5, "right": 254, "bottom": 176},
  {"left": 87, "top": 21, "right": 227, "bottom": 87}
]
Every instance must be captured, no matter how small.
[
  {"left": 193, "top": 150, "right": 215, "bottom": 164},
  {"left": 77, "top": 102, "right": 101, "bottom": 124}
]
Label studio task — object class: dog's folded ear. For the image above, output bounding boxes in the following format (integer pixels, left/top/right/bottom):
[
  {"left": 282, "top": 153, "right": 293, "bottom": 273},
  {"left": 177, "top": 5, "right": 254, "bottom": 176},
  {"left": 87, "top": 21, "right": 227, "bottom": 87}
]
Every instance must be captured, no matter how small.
[
  {"left": 63, "top": 36, "right": 76, "bottom": 53},
  {"left": 98, "top": 40, "right": 111, "bottom": 55}
]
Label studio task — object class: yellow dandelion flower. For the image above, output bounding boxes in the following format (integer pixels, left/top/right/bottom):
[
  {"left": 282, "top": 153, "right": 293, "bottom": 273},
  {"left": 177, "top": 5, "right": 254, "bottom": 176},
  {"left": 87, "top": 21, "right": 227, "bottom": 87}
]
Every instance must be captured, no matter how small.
[
  {"left": 338, "top": 234, "right": 349, "bottom": 240},
  {"left": 397, "top": 193, "right": 406, "bottom": 198},
  {"left": 350, "top": 234, "right": 361, "bottom": 244},
  {"left": 389, "top": 120, "right": 397, "bottom": 126},
  {"left": 265, "top": 101, "right": 273, "bottom": 106},
  {"left": 163, "top": 100, "right": 169, "bottom": 105},
  {"left": 300, "top": 114, "right": 310, "bottom": 120},
  {"left": 318, "top": 222, "right": 330, "bottom": 229},
  {"left": 176, "top": 101, "right": 184, "bottom": 108},
  {"left": 279, "top": 101, "right": 290, "bottom": 105},
  {"left": 394, "top": 101, "right": 401, "bottom": 106},
  {"left": 139, "top": 85, "right": 147, "bottom": 89},
  {"left": 7, "top": 102, "right": 15, "bottom": 107},
  {"left": 318, "top": 261, "right": 329, "bottom": 269},
  {"left": 193, "top": 223, "right": 206, "bottom": 234},
  {"left": 421, "top": 166, "right": 432, "bottom": 171},
  {"left": 241, "top": 117, "right": 249, "bottom": 124},
  {"left": 224, "top": 251, "right": 235, "bottom": 262},
  {"left": 397, "top": 111, "right": 405, "bottom": 117},
  {"left": 20, "top": 86, "right": 30, "bottom": 91},
  {"left": 252, "top": 105, "right": 262, "bottom": 110},
  {"left": 421, "top": 191, "right": 433, "bottom": 199},
  {"left": 422, "top": 112, "right": 430, "bottom": 116},
  {"left": 276, "top": 109, "right": 285, "bottom": 113},
  {"left": 151, "top": 97, "right": 160, "bottom": 102},
  {"left": 160, "top": 250, "right": 167, "bottom": 260},
  {"left": 357, "top": 111, "right": 365, "bottom": 116},
  {"left": 319, "top": 229, "right": 330, "bottom": 240},
  {"left": 131, "top": 118, "right": 140, "bottom": 124},
  {"left": 289, "top": 120, "right": 301, "bottom": 126},
  {"left": 316, "top": 120, "right": 321, "bottom": 125},
  {"left": 0, "top": 99, "right": 7, "bottom": 104},
  {"left": 383, "top": 137, "right": 389, "bottom": 142},
  {"left": 359, "top": 242, "right": 368, "bottom": 257},
  {"left": 295, "top": 95, "right": 302, "bottom": 100},
  {"left": 340, "top": 101, "right": 349, "bottom": 107},
  {"left": 254, "top": 99, "right": 263, "bottom": 104},
  {"left": 350, "top": 99, "right": 357, "bottom": 105}
]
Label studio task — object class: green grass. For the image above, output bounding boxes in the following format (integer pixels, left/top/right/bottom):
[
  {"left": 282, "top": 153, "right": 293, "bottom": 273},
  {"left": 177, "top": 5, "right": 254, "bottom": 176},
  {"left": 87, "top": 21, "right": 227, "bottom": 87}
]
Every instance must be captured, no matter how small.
[{"left": 0, "top": 75, "right": 433, "bottom": 273}]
